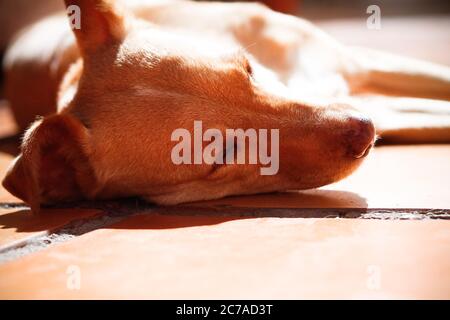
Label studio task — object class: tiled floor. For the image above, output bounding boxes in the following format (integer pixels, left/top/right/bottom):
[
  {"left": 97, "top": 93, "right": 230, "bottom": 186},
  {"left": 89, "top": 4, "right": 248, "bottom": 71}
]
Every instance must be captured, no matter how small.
[
  {"left": 0, "top": 208, "right": 100, "bottom": 250},
  {"left": 0, "top": 16, "right": 449, "bottom": 299},
  {"left": 1, "top": 216, "right": 448, "bottom": 299},
  {"left": 0, "top": 102, "right": 449, "bottom": 299},
  {"left": 318, "top": 17, "right": 450, "bottom": 66},
  {"left": 0, "top": 153, "right": 17, "bottom": 203}
]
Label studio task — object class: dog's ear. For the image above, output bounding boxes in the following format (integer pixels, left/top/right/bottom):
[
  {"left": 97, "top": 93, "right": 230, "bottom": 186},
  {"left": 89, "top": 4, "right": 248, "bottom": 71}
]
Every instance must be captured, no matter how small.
[
  {"left": 65, "top": 0, "right": 128, "bottom": 55},
  {"left": 2, "top": 114, "right": 98, "bottom": 213}
]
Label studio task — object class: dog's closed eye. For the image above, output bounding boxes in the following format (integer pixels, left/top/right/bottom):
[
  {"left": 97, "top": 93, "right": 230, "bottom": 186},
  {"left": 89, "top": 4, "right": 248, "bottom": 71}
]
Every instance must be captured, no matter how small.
[
  {"left": 233, "top": 53, "right": 253, "bottom": 77},
  {"left": 243, "top": 58, "right": 253, "bottom": 76},
  {"left": 241, "top": 58, "right": 257, "bottom": 85}
]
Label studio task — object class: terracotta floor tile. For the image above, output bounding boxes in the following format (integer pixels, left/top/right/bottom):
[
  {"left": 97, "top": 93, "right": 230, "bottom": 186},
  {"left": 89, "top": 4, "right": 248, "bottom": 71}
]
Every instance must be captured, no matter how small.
[
  {"left": 0, "top": 214, "right": 448, "bottom": 299},
  {"left": 0, "top": 152, "right": 19, "bottom": 203},
  {"left": 0, "top": 104, "right": 21, "bottom": 203},
  {"left": 0, "top": 103, "right": 18, "bottom": 138},
  {"left": 196, "top": 145, "right": 450, "bottom": 209},
  {"left": 0, "top": 208, "right": 101, "bottom": 250},
  {"left": 318, "top": 17, "right": 450, "bottom": 66}
]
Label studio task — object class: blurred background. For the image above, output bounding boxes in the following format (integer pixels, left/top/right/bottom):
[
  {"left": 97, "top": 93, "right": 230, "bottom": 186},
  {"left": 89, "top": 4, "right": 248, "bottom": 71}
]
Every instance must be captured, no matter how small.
[
  {"left": 0, "top": 0, "right": 449, "bottom": 65},
  {"left": 0, "top": 0, "right": 448, "bottom": 95},
  {"left": 0, "top": 0, "right": 450, "bottom": 89}
]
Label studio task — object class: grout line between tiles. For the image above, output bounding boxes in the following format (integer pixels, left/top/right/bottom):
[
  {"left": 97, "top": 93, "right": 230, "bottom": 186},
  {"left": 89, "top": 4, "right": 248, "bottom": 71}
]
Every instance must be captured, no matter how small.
[
  {"left": 0, "top": 211, "right": 132, "bottom": 264},
  {"left": 0, "top": 200, "right": 449, "bottom": 264}
]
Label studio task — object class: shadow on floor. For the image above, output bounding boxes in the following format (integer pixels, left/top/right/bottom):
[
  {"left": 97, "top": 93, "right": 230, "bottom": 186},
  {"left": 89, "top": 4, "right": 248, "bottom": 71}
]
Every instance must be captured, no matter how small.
[
  {"left": 0, "top": 133, "right": 20, "bottom": 156},
  {"left": 0, "top": 190, "right": 368, "bottom": 232}
]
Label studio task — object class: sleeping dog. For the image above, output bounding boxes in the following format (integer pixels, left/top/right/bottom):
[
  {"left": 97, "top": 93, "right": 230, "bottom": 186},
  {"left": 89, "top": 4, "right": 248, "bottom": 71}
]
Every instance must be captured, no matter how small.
[{"left": 3, "top": 0, "right": 450, "bottom": 212}]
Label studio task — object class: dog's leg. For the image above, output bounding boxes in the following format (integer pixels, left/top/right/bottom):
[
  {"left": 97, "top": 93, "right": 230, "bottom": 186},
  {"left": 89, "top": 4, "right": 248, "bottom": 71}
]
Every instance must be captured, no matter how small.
[
  {"left": 240, "top": 9, "right": 450, "bottom": 101},
  {"left": 258, "top": 13, "right": 450, "bottom": 142},
  {"left": 345, "top": 46, "right": 450, "bottom": 101},
  {"left": 340, "top": 96, "right": 450, "bottom": 143}
]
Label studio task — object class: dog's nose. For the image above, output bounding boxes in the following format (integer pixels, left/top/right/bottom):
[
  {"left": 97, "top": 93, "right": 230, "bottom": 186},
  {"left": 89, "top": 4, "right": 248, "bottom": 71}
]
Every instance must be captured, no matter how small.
[{"left": 345, "top": 114, "right": 375, "bottom": 159}]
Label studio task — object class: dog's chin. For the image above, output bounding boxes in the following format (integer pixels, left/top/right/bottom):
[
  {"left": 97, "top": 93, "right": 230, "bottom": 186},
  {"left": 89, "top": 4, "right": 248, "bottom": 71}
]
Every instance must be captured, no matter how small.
[
  {"left": 290, "top": 151, "right": 372, "bottom": 191},
  {"left": 334, "top": 151, "right": 372, "bottom": 182}
]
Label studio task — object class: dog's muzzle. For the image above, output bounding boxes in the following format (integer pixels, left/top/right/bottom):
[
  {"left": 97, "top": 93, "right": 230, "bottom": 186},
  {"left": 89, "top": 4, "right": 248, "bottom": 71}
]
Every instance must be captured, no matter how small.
[{"left": 345, "top": 115, "right": 376, "bottom": 159}]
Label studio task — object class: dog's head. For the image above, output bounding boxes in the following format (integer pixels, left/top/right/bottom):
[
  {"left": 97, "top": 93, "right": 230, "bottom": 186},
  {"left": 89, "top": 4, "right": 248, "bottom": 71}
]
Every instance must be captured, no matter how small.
[{"left": 3, "top": 0, "right": 375, "bottom": 211}]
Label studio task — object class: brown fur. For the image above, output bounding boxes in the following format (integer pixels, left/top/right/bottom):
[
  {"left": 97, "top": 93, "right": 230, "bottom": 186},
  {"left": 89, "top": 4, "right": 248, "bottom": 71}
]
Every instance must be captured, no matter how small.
[{"left": 2, "top": 0, "right": 450, "bottom": 212}]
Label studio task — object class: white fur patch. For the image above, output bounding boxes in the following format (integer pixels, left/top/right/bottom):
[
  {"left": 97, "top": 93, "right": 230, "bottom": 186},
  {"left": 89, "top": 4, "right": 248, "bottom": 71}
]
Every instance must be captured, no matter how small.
[{"left": 132, "top": 85, "right": 187, "bottom": 99}]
